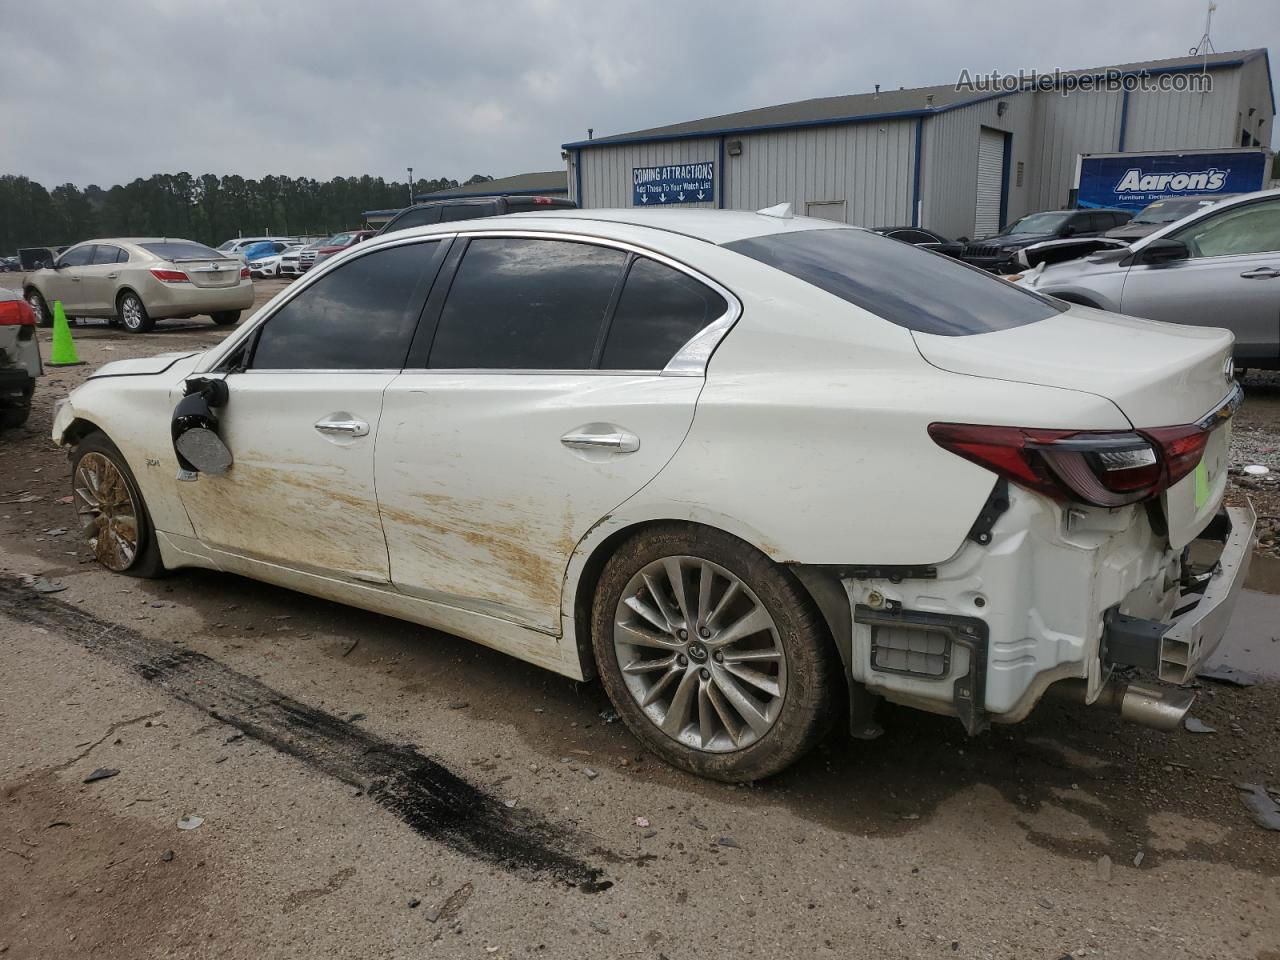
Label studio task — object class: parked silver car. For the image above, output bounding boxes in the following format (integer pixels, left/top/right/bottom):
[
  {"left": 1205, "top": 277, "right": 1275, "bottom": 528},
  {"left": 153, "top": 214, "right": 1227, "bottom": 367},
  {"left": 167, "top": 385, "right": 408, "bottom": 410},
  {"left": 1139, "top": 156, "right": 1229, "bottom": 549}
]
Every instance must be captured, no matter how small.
[
  {"left": 1017, "top": 189, "right": 1280, "bottom": 370},
  {"left": 24, "top": 238, "right": 254, "bottom": 333}
]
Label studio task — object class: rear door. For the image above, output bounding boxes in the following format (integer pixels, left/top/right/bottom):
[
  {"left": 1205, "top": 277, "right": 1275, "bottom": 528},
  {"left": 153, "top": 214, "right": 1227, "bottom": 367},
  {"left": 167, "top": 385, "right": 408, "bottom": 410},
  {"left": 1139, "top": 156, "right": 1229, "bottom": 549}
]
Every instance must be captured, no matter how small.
[
  {"left": 376, "top": 234, "right": 732, "bottom": 631},
  {"left": 177, "top": 239, "right": 446, "bottom": 582},
  {"left": 78, "top": 243, "right": 128, "bottom": 315},
  {"left": 1120, "top": 196, "right": 1280, "bottom": 362}
]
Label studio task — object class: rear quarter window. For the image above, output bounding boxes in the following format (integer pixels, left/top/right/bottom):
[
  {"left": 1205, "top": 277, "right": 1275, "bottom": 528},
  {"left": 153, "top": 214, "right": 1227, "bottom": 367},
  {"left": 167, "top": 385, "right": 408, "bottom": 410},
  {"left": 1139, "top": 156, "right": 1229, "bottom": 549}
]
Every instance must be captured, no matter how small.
[{"left": 723, "top": 228, "right": 1063, "bottom": 336}]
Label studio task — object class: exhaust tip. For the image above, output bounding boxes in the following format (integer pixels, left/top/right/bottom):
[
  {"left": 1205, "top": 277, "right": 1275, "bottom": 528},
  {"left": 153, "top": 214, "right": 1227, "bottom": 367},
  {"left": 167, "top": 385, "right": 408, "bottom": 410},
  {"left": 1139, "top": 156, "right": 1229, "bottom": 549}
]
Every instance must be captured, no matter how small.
[{"left": 1118, "top": 681, "right": 1195, "bottom": 731}]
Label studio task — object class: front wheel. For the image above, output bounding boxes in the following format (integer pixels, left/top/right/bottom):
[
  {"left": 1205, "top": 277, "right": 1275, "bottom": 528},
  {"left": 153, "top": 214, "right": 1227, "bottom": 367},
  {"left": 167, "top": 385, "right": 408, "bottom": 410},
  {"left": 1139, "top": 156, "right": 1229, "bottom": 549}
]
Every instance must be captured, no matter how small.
[
  {"left": 25, "top": 289, "right": 50, "bottom": 328},
  {"left": 211, "top": 310, "right": 241, "bottom": 326},
  {"left": 117, "top": 291, "right": 154, "bottom": 333},
  {"left": 71, "top": 432, "right": 166, "bottom": 577},
  {"left": 591, "top": 524, "right": 837, "bottom": 782}
]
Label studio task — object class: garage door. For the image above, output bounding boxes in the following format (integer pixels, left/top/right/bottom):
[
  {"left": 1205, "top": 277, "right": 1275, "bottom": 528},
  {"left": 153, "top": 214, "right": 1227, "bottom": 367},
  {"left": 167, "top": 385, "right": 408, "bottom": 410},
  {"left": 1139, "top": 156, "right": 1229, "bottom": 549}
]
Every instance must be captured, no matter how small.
[{"left": 974, "top": 128, "right": 1005, "bottom": 238}]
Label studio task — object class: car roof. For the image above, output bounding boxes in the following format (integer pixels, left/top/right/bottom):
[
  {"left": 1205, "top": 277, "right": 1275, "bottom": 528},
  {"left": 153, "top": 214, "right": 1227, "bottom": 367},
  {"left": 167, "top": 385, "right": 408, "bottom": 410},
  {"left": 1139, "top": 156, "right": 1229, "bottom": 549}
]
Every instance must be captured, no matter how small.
[{"left": 412, "top": 207, "right": 854, "bottom": 245}]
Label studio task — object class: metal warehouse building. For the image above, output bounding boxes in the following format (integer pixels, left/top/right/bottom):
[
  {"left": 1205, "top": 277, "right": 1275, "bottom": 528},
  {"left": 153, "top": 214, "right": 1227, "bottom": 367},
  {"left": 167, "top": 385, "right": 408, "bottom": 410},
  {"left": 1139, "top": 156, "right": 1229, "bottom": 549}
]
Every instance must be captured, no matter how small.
[{"left": 563, "top": 49, "right": 1274, "bottom": 240}]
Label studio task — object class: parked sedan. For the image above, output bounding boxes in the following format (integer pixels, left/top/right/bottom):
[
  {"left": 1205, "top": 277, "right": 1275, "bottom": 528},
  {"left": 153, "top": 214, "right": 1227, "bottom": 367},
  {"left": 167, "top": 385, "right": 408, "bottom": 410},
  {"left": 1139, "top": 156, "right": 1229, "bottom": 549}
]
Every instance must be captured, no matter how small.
[
  {"left": 308, "top": 230, "right": 375, "bottom": 269},
  {"left": 24, "top": 238, "right": 253, "bottom": 333},
  {"left": 960, "top": 208, "right": 1133, "bottom": 272},
  {"left": 51, "top": 209, "right": 1251, "bottom": 781},
  {"left": 0, "top": 288, "right": 40, "bottom": 428},
  {"left": 871, "top": 226, "right": 965, "bottom": 258},
  {"left": 1017, "top": 189, "right": 1280, "bottom": 370}
]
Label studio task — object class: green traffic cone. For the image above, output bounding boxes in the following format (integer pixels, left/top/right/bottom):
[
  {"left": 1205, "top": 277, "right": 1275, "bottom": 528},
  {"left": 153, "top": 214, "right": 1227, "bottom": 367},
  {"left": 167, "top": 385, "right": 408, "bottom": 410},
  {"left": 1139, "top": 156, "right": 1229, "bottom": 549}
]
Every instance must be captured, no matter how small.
[{"left": 47, "top": 300, "right": 83, "bottom": 367}]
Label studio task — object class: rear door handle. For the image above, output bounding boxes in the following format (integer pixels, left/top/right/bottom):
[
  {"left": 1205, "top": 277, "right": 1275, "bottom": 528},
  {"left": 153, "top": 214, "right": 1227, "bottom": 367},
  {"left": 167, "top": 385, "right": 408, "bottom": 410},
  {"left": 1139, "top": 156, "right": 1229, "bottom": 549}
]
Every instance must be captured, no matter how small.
[
  {"left": 315, "top": 416, "right": 370, "bottom": 438},
  {"left": 561, "top": 430, "right": 640, "bottom": 454},
  {"left": 107, "top": 272, "right": 119, "bottom": 279},
  {"left": 1240, "top": 267, "right": 1280, "bottom": 279}
]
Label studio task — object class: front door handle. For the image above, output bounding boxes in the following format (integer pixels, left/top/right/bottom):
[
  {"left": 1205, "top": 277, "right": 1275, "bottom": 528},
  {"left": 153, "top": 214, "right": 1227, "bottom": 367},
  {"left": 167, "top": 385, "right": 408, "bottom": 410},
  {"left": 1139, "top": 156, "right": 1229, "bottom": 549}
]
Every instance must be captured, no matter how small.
[
  {"left": 107, "top": 272, "right": 119, "bottom": 279},
  {"left": 561, "top": 430, "right": 640, "bottom": 454},
  {"left": 315, "top": 416, "right": 370, "bottom": 438},
  {"left": 1240, "top": 267, "right": 1280, "bottom": 279}
]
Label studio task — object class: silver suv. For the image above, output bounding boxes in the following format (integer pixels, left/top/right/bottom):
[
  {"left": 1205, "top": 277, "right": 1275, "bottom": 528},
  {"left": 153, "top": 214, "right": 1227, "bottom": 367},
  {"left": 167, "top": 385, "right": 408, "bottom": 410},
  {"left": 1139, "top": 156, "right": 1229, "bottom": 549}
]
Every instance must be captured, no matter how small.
[{"left": 1018, "top": 189, "right": 1280, "bottom": 370}]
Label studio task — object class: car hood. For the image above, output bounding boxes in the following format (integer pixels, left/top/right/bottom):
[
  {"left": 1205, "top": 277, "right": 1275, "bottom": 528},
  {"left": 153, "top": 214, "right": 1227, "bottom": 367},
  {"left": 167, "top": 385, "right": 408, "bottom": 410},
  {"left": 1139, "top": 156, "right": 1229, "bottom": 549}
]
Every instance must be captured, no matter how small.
[
  {"left": 1104, "top": 223, "right": 1159, "bottom": 240},
  {"left": 88, "top": 352, "right": 203, "bottom": 380}
]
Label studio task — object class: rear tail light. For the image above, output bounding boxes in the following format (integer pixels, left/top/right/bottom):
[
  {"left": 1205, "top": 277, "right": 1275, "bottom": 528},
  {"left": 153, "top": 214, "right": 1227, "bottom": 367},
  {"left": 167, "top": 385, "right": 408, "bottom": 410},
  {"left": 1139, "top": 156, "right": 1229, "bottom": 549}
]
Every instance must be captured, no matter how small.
[
  {"left": 0, "top": 300, "right": 36, "bottom": 326},
  {"left": 150, "top": 268, "right": 190, "bottom": 283},
  {"left": 240, "top": 267, "right": 251, "bottom": 279},
  {"left": 928, "top": 422, "right": 1212, "bottom": 507}
]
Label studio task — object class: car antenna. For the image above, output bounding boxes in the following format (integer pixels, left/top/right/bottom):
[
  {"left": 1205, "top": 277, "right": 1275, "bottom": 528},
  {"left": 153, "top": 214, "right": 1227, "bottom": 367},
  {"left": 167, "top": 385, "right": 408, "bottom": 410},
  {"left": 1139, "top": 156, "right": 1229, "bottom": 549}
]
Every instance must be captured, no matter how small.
[{"left": 756, "top": 203, "right": 793, "bottom": 219}]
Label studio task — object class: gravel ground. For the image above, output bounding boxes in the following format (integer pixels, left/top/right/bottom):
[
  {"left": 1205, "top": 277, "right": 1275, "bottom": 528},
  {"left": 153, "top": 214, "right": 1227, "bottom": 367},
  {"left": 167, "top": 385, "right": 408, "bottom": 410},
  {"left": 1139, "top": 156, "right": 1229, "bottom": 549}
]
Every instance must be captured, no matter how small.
[{"left": 2, "top": 276, "right": 1279, "bottom": 959}]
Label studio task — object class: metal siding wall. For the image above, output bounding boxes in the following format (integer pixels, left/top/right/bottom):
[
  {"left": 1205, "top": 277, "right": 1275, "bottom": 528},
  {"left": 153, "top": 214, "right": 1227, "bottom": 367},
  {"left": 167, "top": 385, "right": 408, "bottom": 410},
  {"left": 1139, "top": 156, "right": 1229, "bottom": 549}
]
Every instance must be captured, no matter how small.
[
  {"left": 1123, "top": 70, "right": 1240, "bottom": 151},
  {"left": 723, "top": 119, "right": 915, "bottom": 225},
  {"left": 577, "top": 139, "right": 720, "bottom": 209},
  {"left": 921, "top": 93, "right": 1036, "bottom": 240},
  {"left": 1232, "top": 57, "right": 1273, "bottom": 146},
  {"left": 1026, "top": 90, "right": 1124, "bottom": 212}
]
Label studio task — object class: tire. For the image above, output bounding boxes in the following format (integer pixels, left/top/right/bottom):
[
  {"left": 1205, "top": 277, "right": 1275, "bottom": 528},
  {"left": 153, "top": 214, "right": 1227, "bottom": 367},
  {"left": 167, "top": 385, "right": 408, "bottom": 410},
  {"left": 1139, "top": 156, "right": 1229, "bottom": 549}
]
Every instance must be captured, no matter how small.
[
  {"left": 211, "top": 310, "right": 241, "bottom": 326},
  {"left": 117, "top": 291, "right": 154, "bottom": 333},
  {"left": 70, "top": 431, "right": 166, "bottom": 578},
  {"left": 25, "top": 288, "right": 50, "bottom": 328},
  {"left": 591, "top": 523, "right": 837, "bottom": 782},
  {"left": 0, "top": 405, "right": 30, "bottom": 429}
]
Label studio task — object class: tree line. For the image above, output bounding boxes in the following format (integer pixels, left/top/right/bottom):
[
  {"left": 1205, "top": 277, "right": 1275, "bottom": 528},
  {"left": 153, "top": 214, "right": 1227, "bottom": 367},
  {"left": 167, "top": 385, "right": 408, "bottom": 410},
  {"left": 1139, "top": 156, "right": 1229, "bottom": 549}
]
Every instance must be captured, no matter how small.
[{"left": 0, "top": 172, "right": 495, "bottom": 254}]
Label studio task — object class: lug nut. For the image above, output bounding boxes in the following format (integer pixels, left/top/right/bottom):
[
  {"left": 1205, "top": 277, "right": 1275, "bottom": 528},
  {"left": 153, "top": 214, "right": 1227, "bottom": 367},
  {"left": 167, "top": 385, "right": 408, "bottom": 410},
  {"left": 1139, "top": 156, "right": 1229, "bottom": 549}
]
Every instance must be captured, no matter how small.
[
  {"left": 677, "top": 654, "right": 688, "bottom": 666},
  {"left": 713, "top": 650, "right": 724, "bottom": 663},
  {"left": 678, "top": 629, "right": 688, "bottom": 641},
  {"left": 699, "top": 627, "right": 711, "bottom": 638},
  {"left": 699, "top": 668, "right": 710, "bottom": 680}
]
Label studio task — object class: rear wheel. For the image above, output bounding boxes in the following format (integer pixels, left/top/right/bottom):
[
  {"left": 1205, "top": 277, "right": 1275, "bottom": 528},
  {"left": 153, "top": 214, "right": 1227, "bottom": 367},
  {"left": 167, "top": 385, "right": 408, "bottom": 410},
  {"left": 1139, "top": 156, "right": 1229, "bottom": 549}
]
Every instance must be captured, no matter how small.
[
  {"left": 25, "top": 289, "right": 50, "bottom": 328},
  {"left": 71, "top": 432, "right": 166, "bottom": 577},
  {"left": 211, "top": 310, "right": 241, "bottom": 326},
  {"left": 591, "top": 524, "right": 837, "bottom": 782},
  {"left": 117, "top": 291, "right": 154, "bottom": 333}
]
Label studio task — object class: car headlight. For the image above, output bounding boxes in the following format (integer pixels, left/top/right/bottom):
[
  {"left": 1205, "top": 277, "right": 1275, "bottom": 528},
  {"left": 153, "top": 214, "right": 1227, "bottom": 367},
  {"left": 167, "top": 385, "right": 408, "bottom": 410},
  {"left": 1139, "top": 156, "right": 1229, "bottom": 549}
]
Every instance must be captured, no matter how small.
[{"left": 248, "top": 260, "right": 269, "bottom": 268}]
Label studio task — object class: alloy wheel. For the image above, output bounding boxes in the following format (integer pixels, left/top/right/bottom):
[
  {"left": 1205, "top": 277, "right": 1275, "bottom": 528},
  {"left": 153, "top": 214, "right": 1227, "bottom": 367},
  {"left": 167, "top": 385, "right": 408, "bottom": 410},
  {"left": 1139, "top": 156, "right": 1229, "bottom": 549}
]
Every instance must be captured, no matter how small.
[
  {"left": 74, "top": 452, "right": 140, "bottom": 571},
  {"left": 121, "top": 295, "right": 144, "bottom": 331},
  {"left": 612, "top": 556, "right": 787, "bottom": 753},
  {"left": 25, "top": 291, "right": 45, "bottom": 325}
]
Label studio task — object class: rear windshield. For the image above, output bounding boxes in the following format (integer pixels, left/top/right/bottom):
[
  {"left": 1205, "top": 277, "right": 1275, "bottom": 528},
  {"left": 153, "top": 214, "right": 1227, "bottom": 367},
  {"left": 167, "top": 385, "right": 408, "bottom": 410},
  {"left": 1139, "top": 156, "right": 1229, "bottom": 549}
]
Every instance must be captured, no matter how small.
[
  {"left": 723, "top": 228, "right": 1063, "bottom": 336},
  {"left": 504, "top": 197, "right": 577, "bottom": 212},
  {"left": 140, "top": 241, "right": 225, "bottom": 261}
]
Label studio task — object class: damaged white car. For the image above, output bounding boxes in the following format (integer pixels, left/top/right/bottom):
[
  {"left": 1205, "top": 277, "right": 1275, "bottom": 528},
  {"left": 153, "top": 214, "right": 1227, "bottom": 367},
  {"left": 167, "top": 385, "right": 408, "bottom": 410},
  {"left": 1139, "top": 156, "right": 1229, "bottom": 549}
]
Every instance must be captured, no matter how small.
[{"left": 52, "top": 208, "right": 1253, "bottom": 781}]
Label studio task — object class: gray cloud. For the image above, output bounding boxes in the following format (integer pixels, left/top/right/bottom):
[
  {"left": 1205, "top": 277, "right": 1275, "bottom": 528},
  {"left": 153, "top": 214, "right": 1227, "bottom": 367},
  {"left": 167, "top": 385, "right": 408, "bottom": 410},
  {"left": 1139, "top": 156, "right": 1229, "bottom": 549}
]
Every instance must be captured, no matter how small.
[{"left": 2, "top": 0, "right": 1275, "bottom": 188}]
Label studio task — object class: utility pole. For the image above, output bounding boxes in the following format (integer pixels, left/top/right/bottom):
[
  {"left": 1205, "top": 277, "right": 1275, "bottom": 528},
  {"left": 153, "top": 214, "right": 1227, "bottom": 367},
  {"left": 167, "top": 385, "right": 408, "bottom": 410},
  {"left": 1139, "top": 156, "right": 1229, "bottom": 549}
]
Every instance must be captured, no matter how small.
[{"left": 407, "top": 167, "right": 414, "bottom": 205}]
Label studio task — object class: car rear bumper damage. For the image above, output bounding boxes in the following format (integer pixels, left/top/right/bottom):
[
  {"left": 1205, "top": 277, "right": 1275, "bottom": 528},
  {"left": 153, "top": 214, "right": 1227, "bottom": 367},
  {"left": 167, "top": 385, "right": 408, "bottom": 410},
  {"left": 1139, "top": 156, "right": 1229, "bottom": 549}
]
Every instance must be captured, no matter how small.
[{"left": 837, "top": 487, "right": 1255, "bottom": 735}]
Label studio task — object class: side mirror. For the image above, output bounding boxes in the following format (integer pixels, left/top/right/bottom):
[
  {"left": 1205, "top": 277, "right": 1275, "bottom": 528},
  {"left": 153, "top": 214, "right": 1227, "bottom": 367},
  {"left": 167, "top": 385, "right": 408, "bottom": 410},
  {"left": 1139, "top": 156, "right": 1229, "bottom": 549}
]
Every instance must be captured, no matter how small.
[
  {"left": 1137, "top": 238, "right": 1189, "bottom": 266},
  {"left": 171, "top": 378, "right": 233, "bottom": 476}
]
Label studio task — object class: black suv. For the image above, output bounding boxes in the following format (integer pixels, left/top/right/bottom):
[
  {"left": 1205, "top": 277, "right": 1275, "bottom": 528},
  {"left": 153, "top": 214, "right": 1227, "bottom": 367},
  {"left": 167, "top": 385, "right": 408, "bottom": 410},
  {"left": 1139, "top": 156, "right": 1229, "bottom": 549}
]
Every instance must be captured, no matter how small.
[
  {"left": 377, "top": 195, "right": 577, "bottom": 236},
  {"left": 960, "top": 208, "right": 1133, "bottom": 272}
]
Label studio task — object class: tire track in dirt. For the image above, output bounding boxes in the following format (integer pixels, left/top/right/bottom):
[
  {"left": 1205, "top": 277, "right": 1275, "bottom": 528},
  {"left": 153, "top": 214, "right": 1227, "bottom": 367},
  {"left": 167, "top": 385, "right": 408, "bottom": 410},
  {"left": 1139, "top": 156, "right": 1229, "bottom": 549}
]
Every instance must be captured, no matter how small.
[{"left": 0, "top": 575, "right": 613, "bottom": 893}]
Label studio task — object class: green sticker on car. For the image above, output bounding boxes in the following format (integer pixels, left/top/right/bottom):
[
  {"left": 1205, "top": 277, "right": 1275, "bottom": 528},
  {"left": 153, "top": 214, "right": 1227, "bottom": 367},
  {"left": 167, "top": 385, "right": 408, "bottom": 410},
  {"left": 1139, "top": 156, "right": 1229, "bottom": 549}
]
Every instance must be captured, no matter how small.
[{"left": 1194, "top": 460, "right": 1210, "bottom": 509}]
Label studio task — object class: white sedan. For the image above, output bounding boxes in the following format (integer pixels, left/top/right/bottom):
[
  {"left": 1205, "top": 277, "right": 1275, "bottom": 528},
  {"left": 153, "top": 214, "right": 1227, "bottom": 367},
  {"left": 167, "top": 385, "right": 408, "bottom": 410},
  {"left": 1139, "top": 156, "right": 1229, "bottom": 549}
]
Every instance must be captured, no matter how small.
[{"left": 52, "top": 208, "right": 1254, "bottom": 781}]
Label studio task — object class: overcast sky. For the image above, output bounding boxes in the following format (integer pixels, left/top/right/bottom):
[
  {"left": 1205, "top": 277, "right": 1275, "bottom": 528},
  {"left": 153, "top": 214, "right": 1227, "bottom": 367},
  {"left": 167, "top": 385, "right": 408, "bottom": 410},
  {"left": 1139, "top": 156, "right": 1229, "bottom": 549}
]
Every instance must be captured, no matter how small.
[{"left": 2, "top": 0, "right": 1276, "bottom": 188}]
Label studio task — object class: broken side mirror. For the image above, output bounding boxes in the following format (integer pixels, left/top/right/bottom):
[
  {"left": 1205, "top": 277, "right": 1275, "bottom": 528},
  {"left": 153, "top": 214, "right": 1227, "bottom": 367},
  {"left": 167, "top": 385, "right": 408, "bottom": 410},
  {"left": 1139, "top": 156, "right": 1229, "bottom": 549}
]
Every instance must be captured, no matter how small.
[{"left": 172, "top": 377, "right": 233, "bottom": 476}]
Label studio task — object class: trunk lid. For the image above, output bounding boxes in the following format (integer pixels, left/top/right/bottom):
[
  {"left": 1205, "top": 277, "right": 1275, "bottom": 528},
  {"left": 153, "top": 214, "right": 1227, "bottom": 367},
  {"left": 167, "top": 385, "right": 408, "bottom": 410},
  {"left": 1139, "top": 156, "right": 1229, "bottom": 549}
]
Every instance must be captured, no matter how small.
[
  {"left": 913, "top": 304, "right": 1237, "bottom": 548},
  {"left": 911, "top": 304, "right": 1234, "bottom": 428},
  {"left": 176, "top": 258, "right": 242, "bottom": 289}
]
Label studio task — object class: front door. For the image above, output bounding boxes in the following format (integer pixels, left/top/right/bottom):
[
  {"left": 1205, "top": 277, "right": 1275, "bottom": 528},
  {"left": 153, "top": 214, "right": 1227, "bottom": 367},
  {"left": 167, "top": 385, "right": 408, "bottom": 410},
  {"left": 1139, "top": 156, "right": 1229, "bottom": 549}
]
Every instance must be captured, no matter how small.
[
  {"left": 1121, "top": 196, "right": 1280, "bottom": 362},
  {"left": 177, "top": 238, "right": 445, "bottom": 582},
  {"left": 77, "top": 243, "right": 127, "bottom": 316},
  {"left": 46, "top": 243, "right": 97, "bottom": 312},
  {"left": 376, "top": 235, "right": 733, "bottom": 632}
]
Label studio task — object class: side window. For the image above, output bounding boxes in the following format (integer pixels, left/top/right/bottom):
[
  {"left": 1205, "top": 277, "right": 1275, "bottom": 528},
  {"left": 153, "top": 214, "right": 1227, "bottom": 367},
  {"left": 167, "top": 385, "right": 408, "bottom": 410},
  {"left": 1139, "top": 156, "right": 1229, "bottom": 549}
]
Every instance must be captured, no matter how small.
[
  {"left": 57, "top": 244, "right": 96, "bottom": 267},
  {"left": 428, "top": 238, "right": 627, "bottom": 369},
  {"left": 388, "top": 206, "right": 442, "bottom": 233},
  {"left": 1173, "top": 200, "right": 1280, "bottom": 258},
  {"left": 115, "top": 246, "right": 131, "bottom": 263},
  {"left": 92, "top": 245, "right": 123, "bottom": 265},
  {"left": 251, "top": 242, "right": 438, "bottom": 370},
  {"left": 440, "top": 203, "right": 496, "bottom": 223},
  {"left": 601, "top": 258, "right": 728, "bottom": 370}
]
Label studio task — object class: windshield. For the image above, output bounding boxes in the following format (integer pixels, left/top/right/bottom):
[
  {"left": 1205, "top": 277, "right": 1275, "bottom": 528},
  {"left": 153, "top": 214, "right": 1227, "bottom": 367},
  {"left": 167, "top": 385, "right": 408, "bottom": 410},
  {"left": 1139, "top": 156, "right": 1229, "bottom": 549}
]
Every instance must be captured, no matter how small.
[
  {"left": 141, "top": 241, "right": 225, "bottom": 261},
  {"left": 326, "top": 232, "right": 356, "bottom": 246},
  {"left": 216, "top": 240, "right": 237, "bottom": 252},
  {"left": 1007, "top": 212, "right": 1073, "bottom": 235},
  {"left": 1130, "top": 197, "right": 1215, "bottom": 224},
  {"left": 723, "top": 228, "right": 1063, "bottom": 337}
]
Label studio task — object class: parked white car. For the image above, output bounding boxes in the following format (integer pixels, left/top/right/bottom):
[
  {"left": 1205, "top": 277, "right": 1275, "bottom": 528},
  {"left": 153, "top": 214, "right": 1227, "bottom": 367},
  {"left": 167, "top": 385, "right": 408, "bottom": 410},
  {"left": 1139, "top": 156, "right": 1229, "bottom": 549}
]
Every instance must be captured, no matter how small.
[
  {"left": 51, "top": 208, "right": 1253, "bottom": 781},
  {"left": 247, "top": 243, "right": 305, "bottom": 279}
]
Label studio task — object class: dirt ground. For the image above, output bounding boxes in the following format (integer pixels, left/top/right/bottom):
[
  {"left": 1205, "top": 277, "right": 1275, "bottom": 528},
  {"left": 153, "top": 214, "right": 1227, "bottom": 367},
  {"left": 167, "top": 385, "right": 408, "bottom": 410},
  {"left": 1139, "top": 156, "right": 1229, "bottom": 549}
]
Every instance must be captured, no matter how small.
[{"left": 2, "top": 276, "right": 1280, "bottom": 960}]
